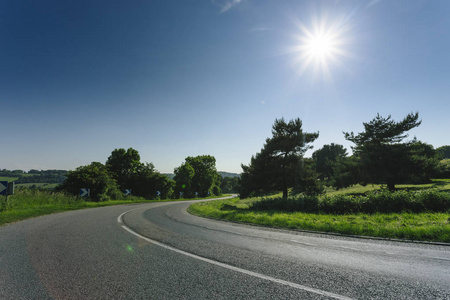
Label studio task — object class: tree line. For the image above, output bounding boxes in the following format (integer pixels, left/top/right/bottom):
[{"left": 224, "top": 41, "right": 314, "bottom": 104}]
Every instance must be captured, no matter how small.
[
  {"left": 239, "top": 112, "right": 449, "bottom": 198},
  {"left": 56, "top": 148, "right": 226, "bottom": 201}
]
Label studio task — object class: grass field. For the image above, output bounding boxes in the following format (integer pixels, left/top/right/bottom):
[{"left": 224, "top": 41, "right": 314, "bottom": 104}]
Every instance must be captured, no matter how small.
[
  {"left": 0, "top": 176, "right": 18, "bottom": 182},
  {"left": 189, "top": 180, "right": 450, "bottom": 243},
  {"left": 15, "top": 183, "right": 59, "bottom": 189},
  {"left": 0, "top": 176, "right": 60, "bottom": 189},
  {"left": 0, "top": 188, "right": 231, "bottom": 227},
  {"left": 324, "top": 179, "right": 450, "bottom": 196}
]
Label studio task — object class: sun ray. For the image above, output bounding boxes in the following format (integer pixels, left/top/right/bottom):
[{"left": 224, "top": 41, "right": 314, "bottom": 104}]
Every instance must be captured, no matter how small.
[{"left": 289, "top": 15, "right": 352, "bottom": 80}]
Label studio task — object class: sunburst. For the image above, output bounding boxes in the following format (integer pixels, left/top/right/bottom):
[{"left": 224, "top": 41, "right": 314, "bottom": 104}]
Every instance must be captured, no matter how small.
[{"left": 289, "top": 16, "right": 351, "bottom": 79}]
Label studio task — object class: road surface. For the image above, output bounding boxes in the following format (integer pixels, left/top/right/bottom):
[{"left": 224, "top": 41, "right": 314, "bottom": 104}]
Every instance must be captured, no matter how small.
[{"left": 1, "top": 198, "right": 449, "bottom": 299}]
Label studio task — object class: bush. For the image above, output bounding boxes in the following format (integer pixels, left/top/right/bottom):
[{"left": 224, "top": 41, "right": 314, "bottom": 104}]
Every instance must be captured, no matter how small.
[
  {"left": 250, "top": 190, "right": 450, "bottom": 214},
  {"left": 250, "top": 195, "right": 319, "bottom": 212},
  {"left": 57, "top": 162, "right": 122, "bottom": 202},
  {"left": 319, "top": 194, "right": 362, "bottom": 214}
]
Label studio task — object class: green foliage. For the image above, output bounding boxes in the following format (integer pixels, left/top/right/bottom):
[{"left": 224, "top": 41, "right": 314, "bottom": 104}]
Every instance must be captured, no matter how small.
[
  {"left": 174, "top": 161, "right": 195, "bottom": 198},
  {"left": 105, "top": 148, "right": 174, "bottom": 199},
  {"left": 436, "top": 159, "right": 450, "bottom": 179},
  {"left": 344, "top": 112, "right": 439, "bottom": 191},
  {"left": 240, "top": 117, "right": 320, "bottom": 199},
  {"left": 128, "top": 163, "right": 174, "bottom": 199},
  {"left": 189, "top": 197, "right": 450, "bottom": 242},
  {"left": 292, "top": 158, "right": 324, "bottom": 196},
  {"left": 57, "top": 162, "right": 122, "bottom": 202},
  {"left": 436, "top": 145, "right": 450, "bottom": 159},
  {"left": 2, "top": 187, "right": 81, "bottom": 211},
  {"left": 220, "top": 176, "right": 240, "bottom": 193},
  {"left": 106, "top": 148, "right": 141, "bottom": 189},
  {"left": 251, "top": 195, "right": 319, "bottom": 213},
  {"left": 247, "top": 189, "right": 450, "bottom": 215},
  {"left": 174, "top": 155, "right": 222, "bottom": 198},
  {"left": 312, "top": 143, "right": 347, "bottom": 181},
  {"left": 0, "top": 169, "right": 68, "bottom": 185},
  {"left": 329, "top": 156, "right": 361, "bottom": 189}
]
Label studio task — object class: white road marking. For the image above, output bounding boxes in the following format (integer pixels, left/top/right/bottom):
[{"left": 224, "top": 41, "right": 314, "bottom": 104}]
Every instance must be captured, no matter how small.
[{"left": 119, "top": 209, "right": 353, "bottom": 300}]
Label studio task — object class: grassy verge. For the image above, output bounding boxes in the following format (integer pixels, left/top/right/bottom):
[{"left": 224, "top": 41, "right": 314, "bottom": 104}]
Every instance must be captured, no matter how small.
[
  {"left": 324, "top": 179, "right": 450, "bottom": 196},
  {"left": 189, "top": 194, "right": 450, "bottom": 243},
  {"left": 0, "top": 189, "right": 230, "bottom": 227}
]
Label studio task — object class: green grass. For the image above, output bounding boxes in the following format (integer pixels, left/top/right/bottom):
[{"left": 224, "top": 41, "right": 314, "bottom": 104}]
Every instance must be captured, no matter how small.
[
  {"left": 15, "top": 183, "right": 60, "bottom": 189},
  {"left": 0, "top": 189, "right": 231, "bottom": 227},
  {"left": 323, "top": 179, "right": 450, "bottom": 196},
  {"left": 0, "top": 176, "right": 18, "bottom": 182},
  {"left": 189, "top": 181, "right": 450, "bottom": 243}
]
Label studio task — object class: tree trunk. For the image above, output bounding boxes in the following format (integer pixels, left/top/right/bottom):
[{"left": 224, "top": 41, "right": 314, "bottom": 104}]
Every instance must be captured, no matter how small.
[
  {"left": 282, "top": 155, "right": 288, "bottom": 199},
  {"left": 387, "top": 181, "right": 395, "bottom": 192}
]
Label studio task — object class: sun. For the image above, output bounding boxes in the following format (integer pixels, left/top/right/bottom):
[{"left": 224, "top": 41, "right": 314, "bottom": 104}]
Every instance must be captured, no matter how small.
[
  {"left": 305, "top": 34, "right": 335, "bottom": 59},
  {"left": 289, "top": 16, "right": 351, "bottom": 79}
]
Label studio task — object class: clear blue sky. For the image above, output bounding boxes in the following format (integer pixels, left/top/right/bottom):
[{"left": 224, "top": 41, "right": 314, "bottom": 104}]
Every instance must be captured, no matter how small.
[{"left": 1, "top": 0, "right": 449, "bottom": 173}]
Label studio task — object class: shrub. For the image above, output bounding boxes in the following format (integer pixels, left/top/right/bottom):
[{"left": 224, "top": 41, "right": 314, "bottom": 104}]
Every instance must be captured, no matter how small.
[
  {"left": 250, "top": 195, "right": 319, "bottom": 212},
  {"left": 319, "top": 194, "right": 361, "bottom": 214},
  {"left": 250, "top": 190, "right": 450, "bottom": 214}
]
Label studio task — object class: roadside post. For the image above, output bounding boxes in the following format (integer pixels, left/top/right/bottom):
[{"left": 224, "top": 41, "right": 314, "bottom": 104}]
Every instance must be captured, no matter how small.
[
  {"left": 7, "top": 182, "right": 14, "bottom": 201},
  {"left": 0, "top": 181, "right": 14, "bottom": 205}
]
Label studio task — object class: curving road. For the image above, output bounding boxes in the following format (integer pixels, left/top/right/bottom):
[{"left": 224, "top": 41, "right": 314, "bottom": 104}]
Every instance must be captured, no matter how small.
[{"left": 1, "top": 197, "right": 449, "bottom": 299}]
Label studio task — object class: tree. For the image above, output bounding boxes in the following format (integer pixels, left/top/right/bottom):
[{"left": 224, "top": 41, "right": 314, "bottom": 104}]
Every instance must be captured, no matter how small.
[
  {"left": 240, "top": 147, "right": 274, "bottom": 198},
  {"left": 240, "top": 118, "right": 320, "bottom": 199},
  {"left": 174, "top": 162, "right": 195, "bottom": 198},
  {"left": 57, "top": 162, "right": 121, "bottom": 201},
  {"left": 312, "top": 143, "right": 348, "bottom": 181},
  {"left": 220, "top": 176, "right": 240, "bottom": 193},
  {"left": 344, "top": 112, "right": 434, "bottom": 191},
  {"left": 174, "top": 155, "right": 221, "bottom": 198},
  {"left": 106, "top": 148, "right": 174, "bottom": 199},
  {"left": 436, "top": 145, "right": 450, "bottom": 159},
  {"left": 407, "top": 140, "right": 440, "bottom": 183},
  {"left": 106, "top": 148, "right": 141, "bottom": 189},
  {"left": 329, "top": 156, "right": 361, "bottom": 190},
  {"left": 128, "top": 162, "right": 174, "bottom": 199},
  {"left": 186, "top": 155, "right": 221, "bottom": 197}
]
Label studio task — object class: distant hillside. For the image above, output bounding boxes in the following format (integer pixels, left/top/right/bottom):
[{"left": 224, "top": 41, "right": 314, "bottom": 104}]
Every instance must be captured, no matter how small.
[
  {"left": 163, "top": 171, "right": 239, "bottom": 180},
  {"left": 0, "top": 169, "right": 67, "bottom": 184},
  {"left": 218, "top": 171, "right": 240, "bottom": 178},
  {"left": 163, "top": 173, "right": 175, "bottom": 180}
]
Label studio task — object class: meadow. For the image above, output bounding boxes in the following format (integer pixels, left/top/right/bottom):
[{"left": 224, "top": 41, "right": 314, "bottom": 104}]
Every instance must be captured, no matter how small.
[
  {"left": 189, "top": 180, "right": 450, "bottom": 243},
  {"left": 0, "top": 187, "right": 229, "bottom": 227}
]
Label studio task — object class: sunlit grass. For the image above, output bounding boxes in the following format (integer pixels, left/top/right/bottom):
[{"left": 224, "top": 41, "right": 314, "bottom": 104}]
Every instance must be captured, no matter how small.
[
  {"left": 0, "top": 189, "right": 231, "bottom": 227},
  {"left": 189, "top": 182, "right": 450, "bottom": 243}
]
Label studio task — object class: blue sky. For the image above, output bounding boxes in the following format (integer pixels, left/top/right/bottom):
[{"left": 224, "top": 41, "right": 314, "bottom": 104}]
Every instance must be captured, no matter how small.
[{"left": 1, "top": 0, "right": 449, "bottom": 173}]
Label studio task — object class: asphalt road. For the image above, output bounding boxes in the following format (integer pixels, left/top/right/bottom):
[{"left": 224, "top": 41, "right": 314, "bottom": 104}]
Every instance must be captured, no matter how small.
[{"left": 1, "top": 198, "right": 449, "bottom": 299}]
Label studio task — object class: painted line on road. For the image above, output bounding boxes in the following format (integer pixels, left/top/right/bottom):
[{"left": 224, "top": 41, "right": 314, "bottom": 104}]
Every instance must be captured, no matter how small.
[{"left": 119, "top": 209, "right": 353, "bottom": 300}]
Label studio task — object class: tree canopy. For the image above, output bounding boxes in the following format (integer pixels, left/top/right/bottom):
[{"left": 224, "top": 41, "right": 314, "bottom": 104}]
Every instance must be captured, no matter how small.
[
  {"left": 106, "top": 148, "right": 141, "bottom": 189},
  {"left": 57, "top": 162, "right": 121, "bottom": 201},
  {"left": 436, "top": 145, "right": 450, "bottom": 159},
  {"left": 174, "top": 155, "right": 221, "bottom": 198},
  {"left": 240, "top": 118, "right": 321, "bottom": 198},
  {"left": 344, "top": 112, "right": 438, "bottom": 190},
  {"left": 312, "top": 143, "right": 348, "bottom": 181}
]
